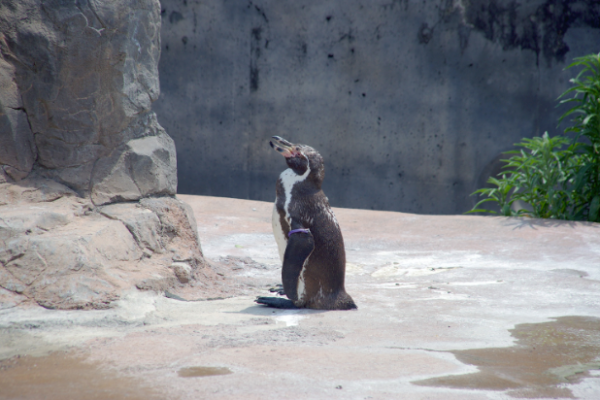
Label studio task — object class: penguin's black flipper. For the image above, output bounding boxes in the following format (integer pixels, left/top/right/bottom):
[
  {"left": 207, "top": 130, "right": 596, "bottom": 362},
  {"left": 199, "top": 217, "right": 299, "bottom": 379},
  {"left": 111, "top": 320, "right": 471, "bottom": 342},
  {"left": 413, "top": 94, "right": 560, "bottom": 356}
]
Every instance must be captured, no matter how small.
[
  {"left": 282, "top": 230, "right": 315, "bottom": 301},
  {"left": 255, "top": 297, "right": 298, "bottom": 309}
]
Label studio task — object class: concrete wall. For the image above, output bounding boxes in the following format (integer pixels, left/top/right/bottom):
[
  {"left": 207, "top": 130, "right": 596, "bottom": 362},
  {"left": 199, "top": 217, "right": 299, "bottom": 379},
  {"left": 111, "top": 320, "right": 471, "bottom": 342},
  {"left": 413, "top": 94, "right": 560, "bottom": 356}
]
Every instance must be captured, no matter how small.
[{"left": 154, "top": 0, "right": 599, "bottom": 214}]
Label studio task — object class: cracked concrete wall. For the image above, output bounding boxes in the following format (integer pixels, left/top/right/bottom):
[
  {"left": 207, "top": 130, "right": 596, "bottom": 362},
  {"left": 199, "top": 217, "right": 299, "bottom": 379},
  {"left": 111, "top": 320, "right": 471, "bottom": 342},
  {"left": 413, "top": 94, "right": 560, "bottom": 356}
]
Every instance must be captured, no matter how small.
[
  {"left": 0, "top": 0, "right": 176, "bottom": 205},
  {"left": 155, "top": 0, "right": 599, "bottom": 214}
]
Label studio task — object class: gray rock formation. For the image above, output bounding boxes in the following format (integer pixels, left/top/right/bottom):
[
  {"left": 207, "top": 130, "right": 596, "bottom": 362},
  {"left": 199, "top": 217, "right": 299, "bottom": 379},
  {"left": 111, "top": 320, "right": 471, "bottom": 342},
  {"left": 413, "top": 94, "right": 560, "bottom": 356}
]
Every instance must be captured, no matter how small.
[
  {"left": 0, "top": 0, "right": 175, "bottom": 202},
  {"left": 0, "top": 0, "right": 212, "bottom": 309},
  {"left": 0, "top": 181, "right": 210, "bottom": 310}
]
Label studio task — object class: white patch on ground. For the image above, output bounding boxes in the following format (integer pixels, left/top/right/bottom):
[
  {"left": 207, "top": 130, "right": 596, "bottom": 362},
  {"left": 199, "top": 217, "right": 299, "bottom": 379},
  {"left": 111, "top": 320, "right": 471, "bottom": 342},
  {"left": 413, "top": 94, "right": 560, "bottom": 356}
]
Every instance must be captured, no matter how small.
[
  {"left": 349, "top": 250, "right": 479, "bottom": 269},
  {"left": 274, "top": 310, "right": 305, "bottom": 327},
  {"left": 345, "top": 263, "right": 365, "bottom": 275},
  {"left": 279, "top": 166, "right": 310, "bottom": 226},
  {"left": 334, "top": 351, "right": 481, "bottom": 394},
  {"left": 448, "top": 281, "right": 504, "bottom": 286},
  {"left": 200, "top": 233, "right": 279, "bottom": 265},
  {"left": 353, "top": 248, "right": 600, "bottom": 279},
  {"left": 406, "top": 267, "right": 462, "bottom": 277},
  {"left": 365, "top": 250, "right": 526, "bottom": 277},
  {"left": 0, "top": 293, "right": 297, "bottom": 359},
  {"left": 372, "top": 265, "right": 462, "bottom": 278},
  {"left": 413, "top": 294, "right": 473, "bottom": 302},
  {"left": 369, "top": 283, "right": 419, "bottom": 290}
]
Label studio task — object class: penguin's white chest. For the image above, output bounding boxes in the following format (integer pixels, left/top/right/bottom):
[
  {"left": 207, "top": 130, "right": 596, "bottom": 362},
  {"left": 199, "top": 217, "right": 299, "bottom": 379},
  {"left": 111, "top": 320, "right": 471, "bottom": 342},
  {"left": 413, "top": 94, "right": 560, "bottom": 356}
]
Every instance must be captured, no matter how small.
[
  {"left": 272, "top": 167, "right": 311, "bottom": 262},
  {"left": 272, "top": 205, "right": 287, "bottom": 261}
]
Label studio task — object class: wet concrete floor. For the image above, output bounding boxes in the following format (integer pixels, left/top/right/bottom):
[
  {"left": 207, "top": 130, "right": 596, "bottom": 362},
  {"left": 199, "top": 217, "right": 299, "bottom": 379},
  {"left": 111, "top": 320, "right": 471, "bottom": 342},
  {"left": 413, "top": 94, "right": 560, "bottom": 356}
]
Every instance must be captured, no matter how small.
[
  {"left": 0, "top": 351, "right": 162, "bottom": 400},
  {"left": 1, "top": 195, "right": 599, "bottom": 399},
  {"left": 178, "top": 366, "right": 233, "bottom": 378},
  {"left": 414, "top": 316, "right": 600, "bottom": 398}
]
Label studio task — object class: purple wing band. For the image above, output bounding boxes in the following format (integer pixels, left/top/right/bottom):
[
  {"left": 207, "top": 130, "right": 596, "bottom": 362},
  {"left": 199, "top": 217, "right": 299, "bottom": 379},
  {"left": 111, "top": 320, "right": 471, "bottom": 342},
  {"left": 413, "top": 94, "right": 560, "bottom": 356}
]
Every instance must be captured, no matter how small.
[{"left": 288, "top": 228, "right": 310, "bottom": 238}]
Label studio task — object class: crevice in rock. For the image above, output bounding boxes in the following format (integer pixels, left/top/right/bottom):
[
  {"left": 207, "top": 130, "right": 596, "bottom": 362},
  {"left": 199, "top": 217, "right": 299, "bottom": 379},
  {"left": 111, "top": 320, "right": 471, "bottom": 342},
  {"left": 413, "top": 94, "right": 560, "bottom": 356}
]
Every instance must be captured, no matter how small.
[
  {"left": 0, "top": 36, "right": 34, "bottom": 73},
  {"left": 88, "top": 0, "right": 107, "bottom": 29},
  {"left": 10, "top": 103, "right": 38, "bottom": 168},
  {"left": 32, "top": 247, "right": 48, "bottom": 277},
  {"left": 74, "top": 3, "right": 104, "bottom": 37},
  {"left": 97, "top": 205, "right": 162, "bottom": 255},
  {"left": 88, "top": 157, "right": 100, "bottom": 202},
  {"left": 0, "top": 283, "right": 27, "bottom": 297},
  {"left": 126, "top": 153, "right": 143, "bottom": 198},
  {"left": 1, "top": 252, "right": 26, "bottom": 268},
  {"left": 0, "top": 262, "right": 28, "bottom": 296}
]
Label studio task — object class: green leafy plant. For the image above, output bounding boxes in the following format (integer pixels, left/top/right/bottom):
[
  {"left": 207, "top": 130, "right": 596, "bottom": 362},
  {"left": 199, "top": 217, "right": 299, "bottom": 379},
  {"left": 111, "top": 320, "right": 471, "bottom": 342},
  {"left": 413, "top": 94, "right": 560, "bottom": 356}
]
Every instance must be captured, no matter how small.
[
  {"left": 468, "top": 52, "right": 600, "bottom": 222},
  {"left": 558, "top": 52, "right": 600, "bottom": 222},
  {"left": 468, "top": 133, "right": 576, "bottom": 218}
]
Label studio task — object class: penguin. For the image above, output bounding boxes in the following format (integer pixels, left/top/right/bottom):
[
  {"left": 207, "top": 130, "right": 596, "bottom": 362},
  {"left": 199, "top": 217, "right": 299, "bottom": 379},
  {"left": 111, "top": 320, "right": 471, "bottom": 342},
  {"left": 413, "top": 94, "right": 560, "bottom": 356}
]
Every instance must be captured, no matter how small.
[{"left": 255, "top": 136, "right": 357, "bottom": 310}]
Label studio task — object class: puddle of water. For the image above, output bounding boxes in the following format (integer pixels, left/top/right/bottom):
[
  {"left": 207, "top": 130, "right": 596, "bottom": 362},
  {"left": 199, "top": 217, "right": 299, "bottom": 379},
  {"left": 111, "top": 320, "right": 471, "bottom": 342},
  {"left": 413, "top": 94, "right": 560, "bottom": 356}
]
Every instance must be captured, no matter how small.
[
  {"left": 413, "top": 316, "right": 600, "bottom": 398},
  {"left": 178, "top": 366, "right": 233, "bottom": 378},
  {"left": 0, "top": 351, "right": 162, "bottom": 400}
]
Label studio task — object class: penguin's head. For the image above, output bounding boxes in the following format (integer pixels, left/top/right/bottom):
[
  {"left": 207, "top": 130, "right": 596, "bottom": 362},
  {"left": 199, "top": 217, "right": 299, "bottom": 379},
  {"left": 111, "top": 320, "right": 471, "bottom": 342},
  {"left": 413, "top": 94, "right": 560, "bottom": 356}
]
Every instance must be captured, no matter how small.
[{"left": 270, "top": 136, "right": 325, "bottom": 186}]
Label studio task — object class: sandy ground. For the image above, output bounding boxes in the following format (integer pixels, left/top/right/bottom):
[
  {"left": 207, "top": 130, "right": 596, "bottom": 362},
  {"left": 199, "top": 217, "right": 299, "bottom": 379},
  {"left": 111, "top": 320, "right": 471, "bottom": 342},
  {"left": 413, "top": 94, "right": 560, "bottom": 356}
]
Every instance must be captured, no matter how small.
[{"left": 1, "top": 194, "right": 599, "bottom": 400}]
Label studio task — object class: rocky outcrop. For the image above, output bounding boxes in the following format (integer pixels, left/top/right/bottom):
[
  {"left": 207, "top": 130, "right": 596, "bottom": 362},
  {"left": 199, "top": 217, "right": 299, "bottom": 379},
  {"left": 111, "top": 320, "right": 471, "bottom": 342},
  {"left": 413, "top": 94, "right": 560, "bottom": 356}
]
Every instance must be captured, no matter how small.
[
  {"left": 90, "top": 114, "right": 177, "bottom": 206},
  {"left": 0, "top": 0, "right": 210, "bottom": 309},
  {"left": 0, "top": 180, "right": 212, "bottom": 310},
  {"left": 0, "top": 0, "right": 174, "bottom": 200}
]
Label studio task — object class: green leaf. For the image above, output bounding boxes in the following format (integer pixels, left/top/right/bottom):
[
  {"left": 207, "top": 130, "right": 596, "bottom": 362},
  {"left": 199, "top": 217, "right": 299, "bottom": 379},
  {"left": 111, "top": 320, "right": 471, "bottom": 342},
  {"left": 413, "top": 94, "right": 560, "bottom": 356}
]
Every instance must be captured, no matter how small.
[
  {"left": 500, "top": 203, "right": 513, "bottom": 216},
  {"left": 589, "top": 195, "right": 600, "bottom": 221},
  {"left": 582, "top": 113, "right": 596, "bottom": 125}
]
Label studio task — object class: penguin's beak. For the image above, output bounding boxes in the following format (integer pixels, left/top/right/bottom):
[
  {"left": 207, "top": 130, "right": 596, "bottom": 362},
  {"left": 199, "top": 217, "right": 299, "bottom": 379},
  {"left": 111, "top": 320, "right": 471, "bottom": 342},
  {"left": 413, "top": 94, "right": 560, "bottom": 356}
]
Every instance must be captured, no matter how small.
[{"left": 270, "top": 136, "right": 297, "bottom": 158}]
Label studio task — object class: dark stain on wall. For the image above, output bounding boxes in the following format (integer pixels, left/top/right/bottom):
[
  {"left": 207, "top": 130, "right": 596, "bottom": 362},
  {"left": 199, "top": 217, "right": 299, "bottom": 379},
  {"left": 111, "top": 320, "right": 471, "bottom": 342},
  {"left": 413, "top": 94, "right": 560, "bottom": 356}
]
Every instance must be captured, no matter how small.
[
  {"left": 418, "top": 22, "right": 434, "bottom": 44},
  {"left": 169, "top": 10, "right": 183, "bottom": 24},
  {"left": 249, "top": 1, "right": 269, "bottom": 24},
  {"left": 250, "top": 27, "right": 262, "bottom": 92},
  {"left": 463, "top": 0, "right": 600, "bottom": 66}
]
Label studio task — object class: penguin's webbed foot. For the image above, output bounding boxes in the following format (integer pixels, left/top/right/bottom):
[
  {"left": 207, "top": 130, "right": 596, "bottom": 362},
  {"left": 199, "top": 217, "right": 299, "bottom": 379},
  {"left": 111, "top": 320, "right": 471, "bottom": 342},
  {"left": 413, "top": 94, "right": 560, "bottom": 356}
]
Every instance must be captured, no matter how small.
[
  {"left": 255, "top": 296, "right": 298, "bottom": 309},
  {"left": 268, "top": 284, "right": 285, "bottom": 296}
]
